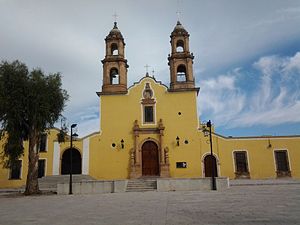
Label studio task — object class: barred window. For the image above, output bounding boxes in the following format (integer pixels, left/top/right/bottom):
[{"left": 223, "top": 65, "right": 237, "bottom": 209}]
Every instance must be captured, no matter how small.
[
  {"left": 234, "top": 151, "right": 249, "bottom": 173},
  {"left": 275, "top": 150, "right": 289, "bottom": 172}
]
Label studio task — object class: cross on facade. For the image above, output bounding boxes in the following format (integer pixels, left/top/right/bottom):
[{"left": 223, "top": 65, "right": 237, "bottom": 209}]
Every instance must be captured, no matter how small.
[
  {"left": 144, "top": 64, "right": 150, "bottom": 73},
  {"left": 152, "top": 69, "right": 155, "bottom": 75},
  {"left": 112, "top": 12, "right": 118, "bottom": 22}
]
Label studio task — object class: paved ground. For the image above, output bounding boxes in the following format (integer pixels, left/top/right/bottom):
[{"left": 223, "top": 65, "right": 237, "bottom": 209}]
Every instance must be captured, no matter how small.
[{"left": 0, "top": 184, "right": 300, "bottom": 225}]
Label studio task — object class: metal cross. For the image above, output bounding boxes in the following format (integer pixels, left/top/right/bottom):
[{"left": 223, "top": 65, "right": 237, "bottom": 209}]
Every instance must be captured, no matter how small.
[
  {"left": 176, "top": 10, "right": 182, "bottom": 21},
  {"left": 144, "top": 64, "right": 150, "bottom": 73},
  {"left": 113, "top": 12, "right": 118, "bottom": 22},
  {"left": 152, "top": 69, "right": 155, "bottom": 75},
  {"left": 176, "top": 0, "right": 182, "bottom": 21}
]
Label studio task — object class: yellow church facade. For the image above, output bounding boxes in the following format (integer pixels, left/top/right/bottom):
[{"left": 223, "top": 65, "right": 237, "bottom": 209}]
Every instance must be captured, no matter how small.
[{"left": 1, "top": 21, "right": 299, "bottom": 189}]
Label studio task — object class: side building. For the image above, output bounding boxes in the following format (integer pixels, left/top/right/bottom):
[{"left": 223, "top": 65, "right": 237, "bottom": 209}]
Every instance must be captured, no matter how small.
[{"left": 0, "top": 21, "right": 299, "bottom": 188}]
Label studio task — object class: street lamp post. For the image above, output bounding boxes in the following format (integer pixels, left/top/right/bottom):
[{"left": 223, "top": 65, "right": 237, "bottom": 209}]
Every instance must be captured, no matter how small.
[
  {"left": 69, "top": 123, "right": 77, "bottom": 195},
  {"left": 203, "top": 120, "right": 217, "bottom": 190}
]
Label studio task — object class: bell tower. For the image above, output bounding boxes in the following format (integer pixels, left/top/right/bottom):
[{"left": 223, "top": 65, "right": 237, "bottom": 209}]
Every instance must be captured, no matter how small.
[
  {"left": 168, "top": 21, "right": 198, "bottom": 92},
  {"left": 99, "top": 22, "right": 129, "bottom": 95}
]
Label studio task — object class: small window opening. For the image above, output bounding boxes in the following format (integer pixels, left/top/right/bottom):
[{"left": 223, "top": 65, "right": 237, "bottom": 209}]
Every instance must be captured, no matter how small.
[
  {"left": 110, "top": 68, "right": 119, "bottom": 84},
  {"left": 144, "top": 106, "right": 154, "bottom": 123},
  {"left": 111, "top": 43, "right": 119, "bottom": 55},
  {"left": 176, "top": 40, "right": 184, "bottom": 52},
  {"left": 10, "top": 160, "right": 22, "bottom": 179},
  {"left": 177, "top": 65, "right": 187, "bottom": 82}
]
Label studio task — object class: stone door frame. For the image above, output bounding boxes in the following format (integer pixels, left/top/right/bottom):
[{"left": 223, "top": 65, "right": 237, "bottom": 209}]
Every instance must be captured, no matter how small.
[{"left": 130, "top": 119, "right": 170, "bottom": 179}]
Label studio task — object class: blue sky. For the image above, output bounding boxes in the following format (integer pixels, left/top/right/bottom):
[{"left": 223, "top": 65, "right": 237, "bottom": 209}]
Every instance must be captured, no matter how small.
[{"left": 1, "top": 0, "right": 300, "bottom": 137}]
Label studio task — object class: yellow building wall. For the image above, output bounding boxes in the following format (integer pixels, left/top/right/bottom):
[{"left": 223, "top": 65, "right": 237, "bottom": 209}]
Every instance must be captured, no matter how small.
[
  {"left": 0, "top": 129, "right": 84, "bottom": 188},
  {"left": 88, "top": 77, "right": 203, "bottom": 179},
  {"left": 0, "top": 137, "right": 29, "bottom": 188},
  {"left": 1, "top": 76, "right": 300, "bottom": 189},
  {"left": 214, "top": 136, "right": 300, "bottom": 179}
]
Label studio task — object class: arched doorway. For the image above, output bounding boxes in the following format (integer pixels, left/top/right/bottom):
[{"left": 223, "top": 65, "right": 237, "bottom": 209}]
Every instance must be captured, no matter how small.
[
  {"left": 142, "top": 141, "right": 159, "bottom": 176},
  {"left": 204, "top": 154, "right": 218, "bottom": 177},
  {"left": 61, "top": 148, "right": 82, "bottom": 175}
]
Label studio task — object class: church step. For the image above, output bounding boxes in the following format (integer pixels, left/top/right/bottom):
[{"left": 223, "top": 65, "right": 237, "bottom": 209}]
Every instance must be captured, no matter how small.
[
  {"left": 127, "top": 184, "right": 156, "bottom": 187},
  {"left": 127, "top": 181, "right": 156, "bottom": 184},
  {"left": 126, "top": 189, "right": 156, "bottom": 192},
  {"left": 126, "top": 179, "right": 157, "bottom": 192}
]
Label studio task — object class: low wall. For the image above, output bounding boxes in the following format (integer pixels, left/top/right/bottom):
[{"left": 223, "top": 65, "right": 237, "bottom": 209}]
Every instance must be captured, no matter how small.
[
  {"left": 57, "top": 180, "right": 128, "bottom": 195},
  {"left": 57, "top": 178, "right": 229, "bottom": 194},
  {"left": 157, "top": 177, "right": 229, "bottom": 192}
]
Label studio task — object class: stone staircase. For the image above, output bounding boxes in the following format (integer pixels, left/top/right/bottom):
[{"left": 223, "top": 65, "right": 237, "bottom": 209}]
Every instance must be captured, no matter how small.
[
  {"left": 37, "top": 175, "right": 96, "bottom": 191},
  {"left": 126, "top": 179, "right": 157, "bottom": 192}
]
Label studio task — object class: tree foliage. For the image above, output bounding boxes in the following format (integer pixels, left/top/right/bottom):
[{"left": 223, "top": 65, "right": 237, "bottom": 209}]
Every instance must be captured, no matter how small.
[{"left": 0, "top": 60, "right": 68, "bottom": 194}]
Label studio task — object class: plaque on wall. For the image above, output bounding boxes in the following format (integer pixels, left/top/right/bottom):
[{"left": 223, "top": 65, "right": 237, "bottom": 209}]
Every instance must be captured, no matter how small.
[{"left": 176, "top": 162, "right": 187, "bottom": 168}]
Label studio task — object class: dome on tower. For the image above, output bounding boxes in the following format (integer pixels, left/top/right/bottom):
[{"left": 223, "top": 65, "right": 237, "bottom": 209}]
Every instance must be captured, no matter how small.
[
  {"left": 171, "top": 21, "right": 189, "bottom": 37},
  {"left": 106, "top": 22, "right": 124, "bottom": 40}
]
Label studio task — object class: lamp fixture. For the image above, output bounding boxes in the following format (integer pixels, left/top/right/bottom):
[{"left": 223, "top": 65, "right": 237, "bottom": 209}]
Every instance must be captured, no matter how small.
[
  {"left": 202, "top": 123, "right": 209, "bottom": 137},
  {"left": 72, "top": 132, "right": 78, "bottom": 139},
  {"left": 267, "top": 139, "right": 272, "bottom": 148},
  {"left": 121, "top": 139, "right": 124, "bottom": 149},
  {"left": 176, "top": 136, "right": 180, "bottom": 146}
]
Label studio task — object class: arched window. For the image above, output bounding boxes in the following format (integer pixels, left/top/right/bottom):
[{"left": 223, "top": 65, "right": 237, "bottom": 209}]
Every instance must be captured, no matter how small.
[
  {"left": 111, "top": 43, "right": 118, "bottom": 55},
  {"left": 110, "top": 68, "right": 119, "bottom": 84},
  {"left": 176, "top": 40, "right": 184, "bottom": 52},
  {"left": 176, "top": 65, "right": 187, "bottom": 82}
]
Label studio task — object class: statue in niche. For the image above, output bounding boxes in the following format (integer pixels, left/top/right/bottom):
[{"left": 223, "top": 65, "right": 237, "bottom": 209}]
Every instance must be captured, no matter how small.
[{"left": 143, "top": 83, "right": 153, "bottom": 99}]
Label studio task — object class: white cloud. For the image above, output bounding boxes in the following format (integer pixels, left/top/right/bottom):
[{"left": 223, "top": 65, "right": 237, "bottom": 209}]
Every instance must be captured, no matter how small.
[
  {"left": 77, "top": 118, "right": 100, "bottom": 137},
  {"left": 284, "top": 52, "right": 300, "bottom": 73},
  {"left": 199, "top": 73, "right": 245, "bottom": 125},
  {"left": 199, "top": 52, "right": 300, "bottom": 128}
]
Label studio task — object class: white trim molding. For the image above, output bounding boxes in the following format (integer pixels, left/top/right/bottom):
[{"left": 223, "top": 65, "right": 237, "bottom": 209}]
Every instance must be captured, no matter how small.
[
  {"left": 82, "top": 138, "right": 90, "bottom": 175},
  {"left": 53, "top": 141, "right": 60, "bottom": 175}
]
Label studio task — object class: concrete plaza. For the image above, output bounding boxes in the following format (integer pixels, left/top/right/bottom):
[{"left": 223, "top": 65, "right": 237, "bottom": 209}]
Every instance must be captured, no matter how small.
[{"left": 0, "top": 183, "right": 300, "bottom": 225}]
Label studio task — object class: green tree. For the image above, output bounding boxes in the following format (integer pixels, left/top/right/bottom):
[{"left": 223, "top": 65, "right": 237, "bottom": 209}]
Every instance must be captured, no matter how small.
[{"left": 0, "top": 60, "right": 68, "bottom": 195}]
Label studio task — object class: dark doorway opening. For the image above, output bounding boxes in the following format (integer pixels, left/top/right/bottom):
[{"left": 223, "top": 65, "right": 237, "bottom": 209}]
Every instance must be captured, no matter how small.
[
  {"left": 38, "top": 159, "right": 46, "bottom": 178},
  {"left": 142, "top": 141, "right": 159, "bottom": 176},
  {"left": 204, "top": 155, "right": 218, "bottom": 177},
  {"left": 61, "top": 148, "right": 82, "bottom": 175}
]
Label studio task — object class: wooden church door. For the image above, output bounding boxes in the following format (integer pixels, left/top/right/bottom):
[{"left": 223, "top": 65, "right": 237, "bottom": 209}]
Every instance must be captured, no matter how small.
[
  {"left": 204, "top": 155, "right": 218, "bottom": 177},
  {"left": 142, "top": 141, "right": 159, "bottom": 176}
]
